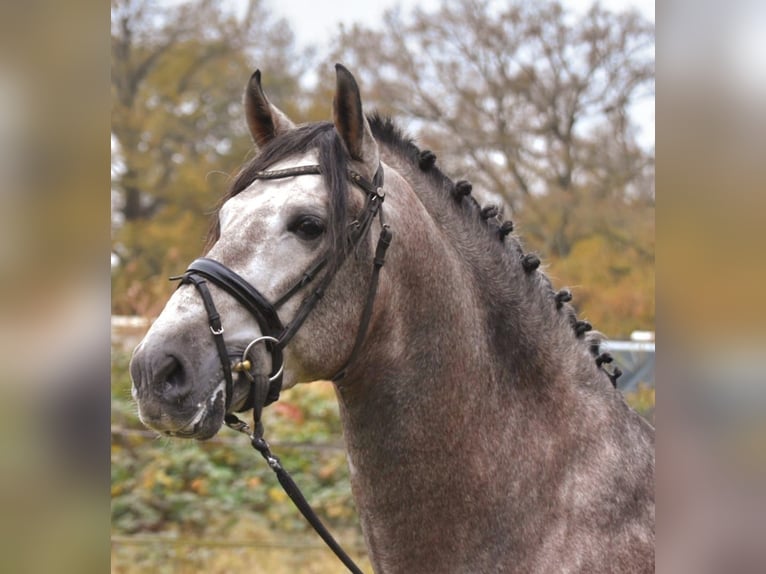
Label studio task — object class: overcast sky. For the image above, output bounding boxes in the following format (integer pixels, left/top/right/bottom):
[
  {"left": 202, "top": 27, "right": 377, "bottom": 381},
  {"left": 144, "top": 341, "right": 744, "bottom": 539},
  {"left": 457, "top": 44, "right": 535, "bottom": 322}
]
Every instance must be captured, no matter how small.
[
  {"left": 195, "top": 0, "right": 653, "bottom": 147},
  {"left": 269, "top": 0, "right": 655, "bottom": 52},
  {"left": 266, "top": 0, "right": 655, "bottom": 148}
]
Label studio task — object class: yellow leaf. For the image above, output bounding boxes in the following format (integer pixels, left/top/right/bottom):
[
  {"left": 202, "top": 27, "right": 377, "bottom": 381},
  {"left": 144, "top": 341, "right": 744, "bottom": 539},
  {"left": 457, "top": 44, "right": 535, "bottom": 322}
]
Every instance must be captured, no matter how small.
[{"left": 268, "top": 487, "right": 287, "bottom": 503}]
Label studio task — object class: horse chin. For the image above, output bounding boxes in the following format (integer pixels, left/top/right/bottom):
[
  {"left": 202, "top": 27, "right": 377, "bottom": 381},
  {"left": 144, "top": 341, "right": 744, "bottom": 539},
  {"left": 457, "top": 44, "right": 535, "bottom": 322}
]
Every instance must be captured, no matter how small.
[
  {"left": 174, "top": 385, "right": 227, "bottom": 441},
  {"left": 143, "top": 380, "right": 228, "bottom": 441}
]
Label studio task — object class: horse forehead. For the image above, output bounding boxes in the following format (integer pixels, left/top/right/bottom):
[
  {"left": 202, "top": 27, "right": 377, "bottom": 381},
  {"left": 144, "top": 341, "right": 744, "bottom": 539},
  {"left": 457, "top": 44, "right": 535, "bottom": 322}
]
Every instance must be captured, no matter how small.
[{"left": 221, "top": 154, "right": 328, "bottom": 227}]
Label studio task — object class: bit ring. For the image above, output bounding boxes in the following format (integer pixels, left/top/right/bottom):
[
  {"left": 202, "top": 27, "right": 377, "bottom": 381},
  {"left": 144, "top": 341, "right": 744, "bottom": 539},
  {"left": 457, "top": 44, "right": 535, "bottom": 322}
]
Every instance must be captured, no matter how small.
[{"left": 238, "top": 335, "right": 283, "bottom": 383}]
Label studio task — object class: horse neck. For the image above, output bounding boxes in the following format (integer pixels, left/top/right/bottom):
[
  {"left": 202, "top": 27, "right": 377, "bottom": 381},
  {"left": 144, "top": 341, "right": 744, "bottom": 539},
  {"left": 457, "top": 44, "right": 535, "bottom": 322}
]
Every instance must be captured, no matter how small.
[
  {"left": 333, "top": 163, "right": 640, "bottom": 570},
  {"left": 338, "top": 156, "right": 602, "bottom": 406}
]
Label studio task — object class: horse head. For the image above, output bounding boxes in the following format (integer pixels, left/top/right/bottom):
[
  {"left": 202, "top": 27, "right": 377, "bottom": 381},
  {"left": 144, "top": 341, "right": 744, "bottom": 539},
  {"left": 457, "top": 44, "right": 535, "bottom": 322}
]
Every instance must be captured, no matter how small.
[{"left": 130, "top": 65, "right": 387, "bottom": 439}]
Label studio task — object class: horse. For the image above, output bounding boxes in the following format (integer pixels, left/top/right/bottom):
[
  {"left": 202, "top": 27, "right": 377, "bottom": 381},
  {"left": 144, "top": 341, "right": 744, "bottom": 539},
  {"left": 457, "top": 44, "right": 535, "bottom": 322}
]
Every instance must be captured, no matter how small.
[{"left": 129, "top": 64, "right": 655, "bottom": 573}]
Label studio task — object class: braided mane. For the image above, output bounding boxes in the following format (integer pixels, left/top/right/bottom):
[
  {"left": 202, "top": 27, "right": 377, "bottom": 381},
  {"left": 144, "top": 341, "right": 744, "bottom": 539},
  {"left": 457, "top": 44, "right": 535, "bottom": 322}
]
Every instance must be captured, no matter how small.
[
  {"left": 207, "top": 112, "right": 620, "bottom": 386},
  {"left": 367, "top": 112, "right": 621, "bottom": 386}
]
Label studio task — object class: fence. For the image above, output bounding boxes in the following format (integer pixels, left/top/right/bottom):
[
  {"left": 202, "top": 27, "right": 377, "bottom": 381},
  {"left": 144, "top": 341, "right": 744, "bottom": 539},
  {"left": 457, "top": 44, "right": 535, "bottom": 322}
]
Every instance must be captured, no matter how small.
[{"left": 601, "top": 340, "right": 655, "bottom": 393}]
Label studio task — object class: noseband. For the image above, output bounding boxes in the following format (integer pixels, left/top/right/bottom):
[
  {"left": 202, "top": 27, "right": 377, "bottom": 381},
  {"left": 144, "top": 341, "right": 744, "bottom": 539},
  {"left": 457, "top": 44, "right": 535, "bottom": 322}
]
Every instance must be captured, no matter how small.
[{"left": 173, "top": 162, "right": 390, "bottom": 420}]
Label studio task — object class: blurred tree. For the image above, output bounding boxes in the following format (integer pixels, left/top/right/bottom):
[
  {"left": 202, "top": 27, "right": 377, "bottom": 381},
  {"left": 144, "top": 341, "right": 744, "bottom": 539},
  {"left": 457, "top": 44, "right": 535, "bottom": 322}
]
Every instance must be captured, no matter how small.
[
  {"left": 326, "top": 0, "right": 654, "bottom": 336},
  {"left": 111, "top": 0, "right": 308, "bottom": 315}
]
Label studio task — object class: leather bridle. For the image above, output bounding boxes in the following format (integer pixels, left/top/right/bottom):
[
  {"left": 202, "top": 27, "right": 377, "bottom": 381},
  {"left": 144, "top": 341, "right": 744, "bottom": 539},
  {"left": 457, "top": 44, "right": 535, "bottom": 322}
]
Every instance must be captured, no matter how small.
[{"left": 173, "top": 162, "right": 390, "bottom": 421}]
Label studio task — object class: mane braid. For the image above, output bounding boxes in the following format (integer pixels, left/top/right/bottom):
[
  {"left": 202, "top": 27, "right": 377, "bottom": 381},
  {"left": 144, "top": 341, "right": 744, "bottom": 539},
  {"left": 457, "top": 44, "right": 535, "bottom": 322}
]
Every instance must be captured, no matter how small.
[{"left": 367, "top": 112, "right": 615, "bottom": 387}]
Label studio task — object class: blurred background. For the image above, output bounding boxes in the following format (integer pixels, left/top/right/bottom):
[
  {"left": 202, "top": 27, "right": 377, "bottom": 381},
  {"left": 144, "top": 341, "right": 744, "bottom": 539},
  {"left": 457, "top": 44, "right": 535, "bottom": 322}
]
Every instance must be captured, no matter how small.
[
  {"left": 110, "top": 0, "right": 655, "bottom": 570},
  {"left": 2, "top": 0, "right": 765, "bottom": 571}
]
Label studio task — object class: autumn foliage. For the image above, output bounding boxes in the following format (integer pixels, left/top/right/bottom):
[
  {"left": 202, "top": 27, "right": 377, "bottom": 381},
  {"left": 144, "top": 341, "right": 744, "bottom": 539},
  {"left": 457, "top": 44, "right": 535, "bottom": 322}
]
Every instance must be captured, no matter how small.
[{"left": 111, "top": 0, "right": 653, "bottom": 339}]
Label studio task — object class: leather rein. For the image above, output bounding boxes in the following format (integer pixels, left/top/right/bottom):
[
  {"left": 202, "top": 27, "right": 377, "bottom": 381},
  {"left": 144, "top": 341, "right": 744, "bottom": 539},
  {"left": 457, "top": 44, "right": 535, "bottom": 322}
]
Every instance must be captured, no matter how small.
[{"left": 171, "top": 162, "right": 390, "bottom": 574}]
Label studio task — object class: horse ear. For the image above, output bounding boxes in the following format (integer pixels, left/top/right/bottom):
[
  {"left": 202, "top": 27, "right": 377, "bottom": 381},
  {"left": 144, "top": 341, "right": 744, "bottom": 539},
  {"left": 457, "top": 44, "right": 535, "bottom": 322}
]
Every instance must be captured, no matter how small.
[
  {"left": 333, "top": 64, "right": 379, "bottom": 173},
  {"left": 244, "top": 70, "right": 295, "bottom": 147}
]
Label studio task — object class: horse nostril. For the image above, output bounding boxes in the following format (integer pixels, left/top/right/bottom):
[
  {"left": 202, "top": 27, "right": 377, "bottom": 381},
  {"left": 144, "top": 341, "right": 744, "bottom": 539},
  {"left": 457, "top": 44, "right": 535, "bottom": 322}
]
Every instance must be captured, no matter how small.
[{"left": 158, "top": 356, "right": 188, "bottom": 400}]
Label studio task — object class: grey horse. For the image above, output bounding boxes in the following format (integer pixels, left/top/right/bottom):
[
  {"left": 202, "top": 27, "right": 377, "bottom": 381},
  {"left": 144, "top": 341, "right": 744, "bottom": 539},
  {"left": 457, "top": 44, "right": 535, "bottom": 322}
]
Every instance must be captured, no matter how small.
[{"left": 130, "top": 65, "right": 655, "bottom": 573}]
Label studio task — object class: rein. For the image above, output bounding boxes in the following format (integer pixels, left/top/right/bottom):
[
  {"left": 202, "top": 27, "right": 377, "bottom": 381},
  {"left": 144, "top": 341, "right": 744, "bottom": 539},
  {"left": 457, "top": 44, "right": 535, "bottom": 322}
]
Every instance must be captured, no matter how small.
[{"left": 171, "top": 162, "right": 390, "bottom": 574}]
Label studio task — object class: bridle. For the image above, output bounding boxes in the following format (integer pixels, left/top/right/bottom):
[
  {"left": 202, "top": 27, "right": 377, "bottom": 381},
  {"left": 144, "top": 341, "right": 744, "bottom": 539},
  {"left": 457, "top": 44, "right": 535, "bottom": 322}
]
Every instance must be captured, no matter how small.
[
  {"left": 171, "top": 161, "right": 390, "bottom": 574},
  {"left": 174, "top": 162, "right": 389, "bottom": 416}
]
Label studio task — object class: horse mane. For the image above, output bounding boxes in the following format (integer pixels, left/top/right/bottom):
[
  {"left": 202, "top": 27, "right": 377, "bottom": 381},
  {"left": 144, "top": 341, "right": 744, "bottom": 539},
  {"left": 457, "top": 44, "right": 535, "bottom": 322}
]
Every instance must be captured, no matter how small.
[
  {"left": 366, "top": 112, "right": 619, "bottom": 387},
  {"left": 206, "top": 113, "right": 620, "bottom": 386}
]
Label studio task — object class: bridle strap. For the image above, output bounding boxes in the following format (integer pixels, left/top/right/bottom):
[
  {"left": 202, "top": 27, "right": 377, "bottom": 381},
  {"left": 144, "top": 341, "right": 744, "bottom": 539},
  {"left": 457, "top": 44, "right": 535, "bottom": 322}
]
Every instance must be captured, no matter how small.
[
  {"left": 332, "top": 224, "right": 392, "bottom": 382},
  {"left": 255, "top": 163, "right": 386, "bottom": 353},
  {"left": 222, "top": 416, "right": 364, "bottom": 574},
  {"left": 251, "top": 164, "right": 322, "bottom": 179},
  {"left": 277, "top": 269, "right": 333, "bottom": 346},
  {"left": 185, "top": 258, "right": 284, "bottom": 335},
  {"left": 181, "top": 275, "right": 236, "bottom": 412},
  {"left": 177, "top": 258, "right": 285, "bottom": 403},
  {"left": 251, "top": 436, "right": 364, "bottom": 574},
  {"left": 273, "top": 257, "right": 328, "bottom": 309}
]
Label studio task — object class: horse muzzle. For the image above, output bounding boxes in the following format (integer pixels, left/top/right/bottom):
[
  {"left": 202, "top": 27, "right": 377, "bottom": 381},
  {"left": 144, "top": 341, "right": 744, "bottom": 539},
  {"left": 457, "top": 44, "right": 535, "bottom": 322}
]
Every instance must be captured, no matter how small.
[{"left": 129, "top": 344, "right": 239, "bottom": 440}]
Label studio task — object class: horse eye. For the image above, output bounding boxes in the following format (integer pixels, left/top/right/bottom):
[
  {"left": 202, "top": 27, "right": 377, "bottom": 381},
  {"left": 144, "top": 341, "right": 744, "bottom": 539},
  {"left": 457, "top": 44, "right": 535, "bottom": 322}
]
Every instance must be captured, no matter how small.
[{"left": 289, "top": 215, "right": 326, "bottom": 240}]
